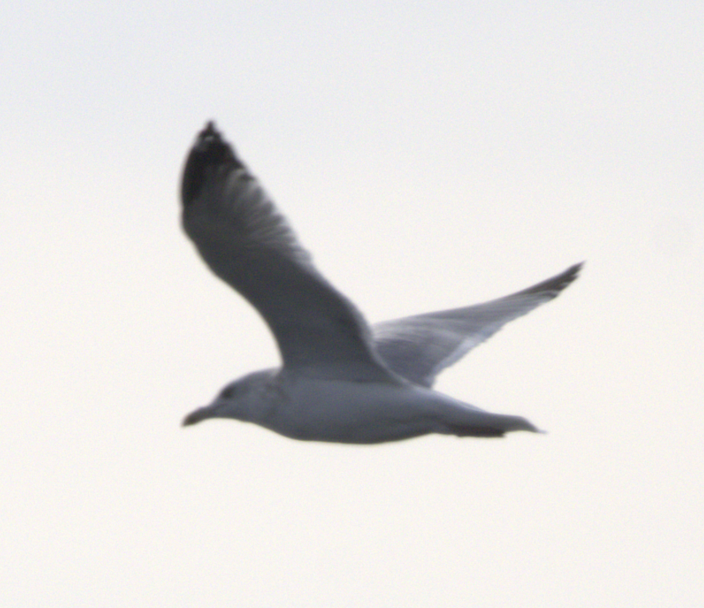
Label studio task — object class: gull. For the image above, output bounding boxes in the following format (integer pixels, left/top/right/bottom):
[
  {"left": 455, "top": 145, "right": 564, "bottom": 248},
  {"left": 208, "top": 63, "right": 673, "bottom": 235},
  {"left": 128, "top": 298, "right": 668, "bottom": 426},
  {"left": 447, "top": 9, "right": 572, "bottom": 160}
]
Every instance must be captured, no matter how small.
[{"left": 180, "top": 122, "right": 582, "bottom": 443}]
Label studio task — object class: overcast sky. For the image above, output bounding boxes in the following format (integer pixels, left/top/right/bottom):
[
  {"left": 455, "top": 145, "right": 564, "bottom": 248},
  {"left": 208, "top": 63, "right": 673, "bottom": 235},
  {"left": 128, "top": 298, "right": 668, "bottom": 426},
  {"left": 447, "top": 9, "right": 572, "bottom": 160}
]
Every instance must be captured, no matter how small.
[{"left": 2, "top": 1, "right": 702, "bottom": 606}]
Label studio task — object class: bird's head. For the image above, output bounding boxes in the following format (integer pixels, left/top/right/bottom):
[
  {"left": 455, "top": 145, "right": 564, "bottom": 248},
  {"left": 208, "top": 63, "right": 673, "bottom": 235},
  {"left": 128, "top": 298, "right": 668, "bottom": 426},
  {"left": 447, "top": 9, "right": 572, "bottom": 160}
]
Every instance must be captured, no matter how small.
[{"left": 182, "top": 368, "right": 279, "bottom": 427}]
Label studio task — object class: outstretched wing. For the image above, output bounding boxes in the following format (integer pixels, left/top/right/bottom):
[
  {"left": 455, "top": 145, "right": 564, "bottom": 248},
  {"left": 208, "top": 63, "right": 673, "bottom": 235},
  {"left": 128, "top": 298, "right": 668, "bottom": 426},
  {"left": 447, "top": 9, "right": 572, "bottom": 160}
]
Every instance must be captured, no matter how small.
[
  {"left": 181, "top": 122, "right": 395, "bottom": 382},
  {"left": 372, "top": 263, "right": 582, "bottom": 387}
]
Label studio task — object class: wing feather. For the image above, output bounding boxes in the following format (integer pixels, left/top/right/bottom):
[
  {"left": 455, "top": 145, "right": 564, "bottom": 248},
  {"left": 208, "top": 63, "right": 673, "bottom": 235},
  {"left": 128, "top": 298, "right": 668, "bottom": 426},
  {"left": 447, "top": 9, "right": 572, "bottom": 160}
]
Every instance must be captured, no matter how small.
[
  {"left": 372, "top": 263, "right": 583, "bottom": 387},
  {"left": 181, "top": 123, "right": 396, "bottom": 382}
]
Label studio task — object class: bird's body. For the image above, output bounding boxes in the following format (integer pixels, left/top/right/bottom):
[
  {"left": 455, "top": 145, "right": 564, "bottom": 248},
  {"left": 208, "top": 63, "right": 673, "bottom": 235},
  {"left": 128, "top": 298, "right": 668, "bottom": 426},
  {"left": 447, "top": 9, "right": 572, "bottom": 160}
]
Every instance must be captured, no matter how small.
[
  {"left": 184, "top": 368, "right": 537, "bottom": 443},
  {"left": 179, "top": 122, "right": 581, "bottom": 443}
]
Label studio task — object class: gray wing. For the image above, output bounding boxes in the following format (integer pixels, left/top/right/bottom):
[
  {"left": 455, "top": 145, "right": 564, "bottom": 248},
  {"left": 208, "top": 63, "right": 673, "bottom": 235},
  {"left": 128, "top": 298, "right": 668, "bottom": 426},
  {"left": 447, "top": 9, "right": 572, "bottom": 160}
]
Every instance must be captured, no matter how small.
[
  {"left": 372, "top": 263, "right": 582, "bottom": 387},
  {"left": 181, "top": 122, "right": 395, "bottom": 382}
]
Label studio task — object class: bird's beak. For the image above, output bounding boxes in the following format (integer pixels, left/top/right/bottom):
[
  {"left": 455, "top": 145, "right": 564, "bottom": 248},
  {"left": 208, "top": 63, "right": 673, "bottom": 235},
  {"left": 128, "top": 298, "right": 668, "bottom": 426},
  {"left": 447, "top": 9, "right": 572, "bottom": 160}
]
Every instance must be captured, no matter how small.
[{"left": 182, "top": 406, "right": 210, "bottom": 427}]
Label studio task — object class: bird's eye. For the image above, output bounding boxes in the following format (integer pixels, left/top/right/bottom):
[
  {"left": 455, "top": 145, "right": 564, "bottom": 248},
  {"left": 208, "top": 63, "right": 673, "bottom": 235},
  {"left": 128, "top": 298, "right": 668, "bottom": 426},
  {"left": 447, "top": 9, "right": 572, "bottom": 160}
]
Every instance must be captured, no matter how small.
[{"left": 220, "top": 385, "right": 237, "bottom": 398}]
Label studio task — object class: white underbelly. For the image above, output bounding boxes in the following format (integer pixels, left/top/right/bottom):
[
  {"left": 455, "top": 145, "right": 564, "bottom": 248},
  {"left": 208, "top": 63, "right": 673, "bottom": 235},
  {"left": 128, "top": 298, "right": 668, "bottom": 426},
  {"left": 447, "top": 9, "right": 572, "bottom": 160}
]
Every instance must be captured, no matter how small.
[{"left": 261, "top": 377, "right": 472, "bottom": 443}]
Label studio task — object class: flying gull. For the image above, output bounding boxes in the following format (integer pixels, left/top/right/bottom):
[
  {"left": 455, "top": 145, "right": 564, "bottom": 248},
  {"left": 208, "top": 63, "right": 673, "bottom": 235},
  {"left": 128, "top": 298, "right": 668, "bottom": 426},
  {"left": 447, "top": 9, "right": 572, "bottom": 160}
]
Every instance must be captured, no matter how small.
[{"left": 180, "top": 122, "right": 582, "bottom": 443}]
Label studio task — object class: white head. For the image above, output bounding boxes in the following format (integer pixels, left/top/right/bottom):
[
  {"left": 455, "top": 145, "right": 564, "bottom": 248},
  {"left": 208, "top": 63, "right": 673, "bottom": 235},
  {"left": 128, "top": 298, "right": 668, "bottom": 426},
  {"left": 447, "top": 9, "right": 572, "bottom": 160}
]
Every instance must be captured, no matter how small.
[{"left": 182, "top": 368, "right": 279, "bottom": 427}]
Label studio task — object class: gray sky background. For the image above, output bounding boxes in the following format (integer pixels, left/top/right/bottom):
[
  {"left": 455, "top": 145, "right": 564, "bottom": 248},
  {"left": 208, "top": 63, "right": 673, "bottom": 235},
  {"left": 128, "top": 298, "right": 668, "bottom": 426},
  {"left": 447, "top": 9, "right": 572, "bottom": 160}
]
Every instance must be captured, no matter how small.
[{"left": 2, "top": 2, "right": 702, "bottom": 606}]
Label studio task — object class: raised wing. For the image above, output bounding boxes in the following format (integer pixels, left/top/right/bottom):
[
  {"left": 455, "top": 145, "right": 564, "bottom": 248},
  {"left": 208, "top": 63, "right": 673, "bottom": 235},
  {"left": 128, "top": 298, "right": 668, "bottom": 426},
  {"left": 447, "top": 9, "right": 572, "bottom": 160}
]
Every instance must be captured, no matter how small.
[
  {"left": 181, "top": 122, "right": 395, "bottom": 382},
  {"left": 372, "top": 263, "right": 582, "bottom": 387}
]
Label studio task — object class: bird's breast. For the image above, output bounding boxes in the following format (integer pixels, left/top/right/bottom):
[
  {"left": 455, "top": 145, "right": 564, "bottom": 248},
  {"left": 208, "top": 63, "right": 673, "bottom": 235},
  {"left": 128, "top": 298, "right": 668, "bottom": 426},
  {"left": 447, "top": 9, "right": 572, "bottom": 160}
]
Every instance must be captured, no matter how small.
[{"left": 260, "top": 376, "right": 442, "bottom": 443}]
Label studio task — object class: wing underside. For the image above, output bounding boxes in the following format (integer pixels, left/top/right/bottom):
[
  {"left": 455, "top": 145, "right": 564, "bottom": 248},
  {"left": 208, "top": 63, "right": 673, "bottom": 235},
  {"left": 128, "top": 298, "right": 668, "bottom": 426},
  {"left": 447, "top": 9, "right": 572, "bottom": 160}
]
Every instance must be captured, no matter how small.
[
  {"left": 181, "top": 123, "right": 396, "bottom": 382},
  {"left": 372, "top": 263, "right": 582, "bottom": 387}
]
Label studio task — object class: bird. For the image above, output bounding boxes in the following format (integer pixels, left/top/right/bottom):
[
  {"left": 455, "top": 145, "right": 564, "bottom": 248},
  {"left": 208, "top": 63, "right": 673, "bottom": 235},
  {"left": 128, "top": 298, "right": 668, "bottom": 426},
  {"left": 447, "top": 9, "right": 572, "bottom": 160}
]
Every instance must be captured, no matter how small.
[{"left": 179, "top": 121, "right": 582, "bottom": 443}]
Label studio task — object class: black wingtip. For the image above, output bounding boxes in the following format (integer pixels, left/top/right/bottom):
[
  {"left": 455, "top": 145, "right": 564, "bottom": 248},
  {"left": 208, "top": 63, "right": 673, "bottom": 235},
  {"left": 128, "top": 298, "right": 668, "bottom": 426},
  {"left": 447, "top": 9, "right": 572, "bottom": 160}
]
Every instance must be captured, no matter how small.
[
  {"left": 201, "top": 120, "right": 218, "bottom": 137},
  {"left": 181, "top": 121, "right": 243, "bottom": 206},
  {"left": 520, "top": 261, "right": 585, "bottom": 298},
  {"left": 559, "top": 261, "right": 585, "bottom": 286}
]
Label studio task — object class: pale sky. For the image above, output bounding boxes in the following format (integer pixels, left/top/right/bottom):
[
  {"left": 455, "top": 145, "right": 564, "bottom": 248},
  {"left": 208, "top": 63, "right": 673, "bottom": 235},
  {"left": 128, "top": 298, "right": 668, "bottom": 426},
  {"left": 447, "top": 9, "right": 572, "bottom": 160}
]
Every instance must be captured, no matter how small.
[{"left": 2, "top": 2, "right": 703, "bottom": 606}]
